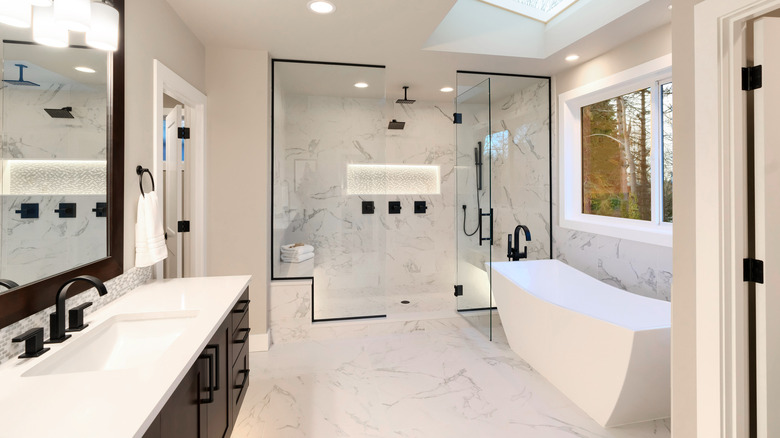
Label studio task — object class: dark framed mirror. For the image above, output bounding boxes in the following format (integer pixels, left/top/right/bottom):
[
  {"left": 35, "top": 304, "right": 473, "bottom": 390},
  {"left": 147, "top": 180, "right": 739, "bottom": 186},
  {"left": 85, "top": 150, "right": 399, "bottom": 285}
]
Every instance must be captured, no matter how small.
[{"left": 0, "top": 0, "right": 124, "bottom": 329}]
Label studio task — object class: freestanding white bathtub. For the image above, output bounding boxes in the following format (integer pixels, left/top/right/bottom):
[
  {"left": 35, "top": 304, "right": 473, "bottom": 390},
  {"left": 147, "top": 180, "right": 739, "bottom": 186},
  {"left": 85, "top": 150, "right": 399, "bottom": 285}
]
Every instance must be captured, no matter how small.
[{"left": 490, "top": 260, "right": 670, "bottom": 427}]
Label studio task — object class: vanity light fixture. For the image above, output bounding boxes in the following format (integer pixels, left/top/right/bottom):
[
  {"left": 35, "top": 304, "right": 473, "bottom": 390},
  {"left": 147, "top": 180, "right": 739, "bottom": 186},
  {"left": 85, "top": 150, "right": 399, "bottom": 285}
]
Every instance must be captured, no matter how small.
[
  {"left": 75, "top": 66, "right": 96, "bottom": 73},
  {"left": 54, "top": 0, "right": 91, "bottom": 32},
  {"left": 86, "top": 0, "right": 119, "bottom": 51},
  {"left": 308, "top": 0, "right": 335, "bottom": 14},
  {"left": 440, "top": 87, "right": 454, "bottom": 93},
  {"left": 33, "top": 6, "right": 69, "bottom": 48},
  {"left": 565, "top": 54, "right": 580, "bottom": 62},
  {"left": 354, "top": 82, "right": 368, "bottom": 88},
  {"left": 0, "top": 0, "right": 32, "bottom": 28}
]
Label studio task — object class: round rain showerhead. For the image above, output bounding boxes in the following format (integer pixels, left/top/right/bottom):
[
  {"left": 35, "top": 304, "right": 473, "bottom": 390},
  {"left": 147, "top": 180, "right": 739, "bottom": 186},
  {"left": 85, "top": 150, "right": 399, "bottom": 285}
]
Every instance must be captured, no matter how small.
[{"left": 396, "top": 86, "right": 416, "bottom": 104}]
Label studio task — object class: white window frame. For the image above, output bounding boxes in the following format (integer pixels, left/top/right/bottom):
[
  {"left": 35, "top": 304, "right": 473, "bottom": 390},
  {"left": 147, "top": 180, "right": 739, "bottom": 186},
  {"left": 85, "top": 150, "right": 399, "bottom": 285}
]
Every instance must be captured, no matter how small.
[{"left": 558, "top": 54, "right": 672, "bottom": 247}]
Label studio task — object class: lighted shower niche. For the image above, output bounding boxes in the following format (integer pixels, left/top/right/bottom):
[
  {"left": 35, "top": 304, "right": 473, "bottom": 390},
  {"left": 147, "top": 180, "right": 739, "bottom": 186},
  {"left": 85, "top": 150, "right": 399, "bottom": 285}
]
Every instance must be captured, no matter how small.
[
  {"left": 272, "top": 59, "right": 456, "bottom": 322},
  {"left": 346, "top": 164, "right": 441, "bottom": 195}
]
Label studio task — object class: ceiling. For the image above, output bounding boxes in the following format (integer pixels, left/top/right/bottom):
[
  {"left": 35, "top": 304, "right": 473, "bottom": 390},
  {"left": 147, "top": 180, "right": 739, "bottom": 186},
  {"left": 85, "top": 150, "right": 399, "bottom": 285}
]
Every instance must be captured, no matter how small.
[{"left": 165, "top": 0, "right": 671, "bottom": 103}]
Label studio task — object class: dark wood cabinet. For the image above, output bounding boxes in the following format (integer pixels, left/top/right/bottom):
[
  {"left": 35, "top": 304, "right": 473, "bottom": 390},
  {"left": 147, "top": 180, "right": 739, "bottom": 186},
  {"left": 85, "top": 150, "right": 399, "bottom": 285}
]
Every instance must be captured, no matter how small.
[{"left": 142, "top": 287, "right": 250, "bottom": 438}]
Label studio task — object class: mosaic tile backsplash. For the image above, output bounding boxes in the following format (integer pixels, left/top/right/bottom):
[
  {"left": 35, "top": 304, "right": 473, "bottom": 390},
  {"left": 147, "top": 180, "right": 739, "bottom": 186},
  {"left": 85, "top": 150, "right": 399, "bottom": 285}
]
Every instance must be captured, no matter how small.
[{"left": 0, "top": 266, "right": 152, "bottom": 365}]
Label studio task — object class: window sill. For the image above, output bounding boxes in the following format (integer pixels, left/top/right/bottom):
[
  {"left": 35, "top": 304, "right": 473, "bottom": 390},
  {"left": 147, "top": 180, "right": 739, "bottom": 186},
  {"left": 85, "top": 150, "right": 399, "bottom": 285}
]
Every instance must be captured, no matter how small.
[{"left": 559, "top": 214, "right": 672, "bottom": 247}]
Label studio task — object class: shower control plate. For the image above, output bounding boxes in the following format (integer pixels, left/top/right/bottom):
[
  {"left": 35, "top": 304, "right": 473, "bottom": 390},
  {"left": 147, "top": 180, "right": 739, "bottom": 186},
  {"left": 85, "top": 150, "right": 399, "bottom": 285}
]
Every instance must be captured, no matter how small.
[
  {"left": 362, "top": 201, "right": 375, "bottom": 215},
  {"left": 388, "top": 201, "right": 401, "bottom": 214},
  {"left": 414, "top": 201, "right": 427, "bottom": 214}
]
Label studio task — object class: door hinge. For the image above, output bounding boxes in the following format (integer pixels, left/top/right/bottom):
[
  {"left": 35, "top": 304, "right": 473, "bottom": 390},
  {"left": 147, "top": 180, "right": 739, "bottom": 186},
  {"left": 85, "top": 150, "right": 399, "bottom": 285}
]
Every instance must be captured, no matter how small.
[
  {"left": 177, "top": 127, "right": 190, "bottom": 139},
  {"left": 744, "top": 258, "right": 764, "bottom": 284},
  {"left": 178, "top": 220, "right": 190, "bottom": 233},
  {"left": 454, "top": 285, "right": 463, "bottom": 297},
  {"left": 742, "top": 65, "right": 763, "bottom": 91},
  {"left": 453, "top": 113, "right": 462, "bottom": 124}
]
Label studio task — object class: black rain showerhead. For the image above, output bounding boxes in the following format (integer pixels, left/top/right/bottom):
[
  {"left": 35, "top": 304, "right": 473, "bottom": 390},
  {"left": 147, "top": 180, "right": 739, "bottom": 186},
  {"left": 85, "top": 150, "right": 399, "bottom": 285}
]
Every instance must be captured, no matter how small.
[
  {"left": 396, "top": 86, "right": 416, "bottom": 104},
  {"left": 3, "top": 64, "right": 39, "bottom": 87},
  {"left": 44, "top": 107, "right": 74, "bottom": 119},
  {"left": 388, "top": 119, "right": 405, "bottom": 130}
]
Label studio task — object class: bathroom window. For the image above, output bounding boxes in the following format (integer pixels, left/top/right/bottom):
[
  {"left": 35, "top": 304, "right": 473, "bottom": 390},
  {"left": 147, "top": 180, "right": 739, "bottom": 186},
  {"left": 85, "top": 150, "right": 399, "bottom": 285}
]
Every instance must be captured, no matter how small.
[{"left": 559, "top": 56, "right": 672, "bottom": 246}]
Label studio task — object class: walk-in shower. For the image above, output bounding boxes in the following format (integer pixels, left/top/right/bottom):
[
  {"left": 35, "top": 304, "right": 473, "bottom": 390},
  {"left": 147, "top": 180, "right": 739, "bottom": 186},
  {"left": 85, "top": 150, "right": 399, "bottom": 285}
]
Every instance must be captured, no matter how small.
[{"left": 454, "top": 71, "right": 552, "bottom": 340}]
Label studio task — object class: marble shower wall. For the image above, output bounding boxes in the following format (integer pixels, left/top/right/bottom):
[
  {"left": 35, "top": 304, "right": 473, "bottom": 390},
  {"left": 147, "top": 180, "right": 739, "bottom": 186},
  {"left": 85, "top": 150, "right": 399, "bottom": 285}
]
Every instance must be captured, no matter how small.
[
  {"left": 550, "top": 81, "right": 673, "bottom": 302},
  {"left": 0, "top": 77, "right": 108, "bottom": 285},
  {"left": 274, "top": 92, "right": 456, "bottom": 318}
]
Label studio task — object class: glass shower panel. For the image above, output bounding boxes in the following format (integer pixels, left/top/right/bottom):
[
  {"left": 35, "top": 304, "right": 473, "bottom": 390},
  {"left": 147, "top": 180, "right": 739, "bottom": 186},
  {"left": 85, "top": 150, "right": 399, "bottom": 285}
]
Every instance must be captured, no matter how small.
[
  {"left": 272, "top": 61, "right": 388, "bottom": 321},
  {"left": 455, "top": 78, "right": 493, "bottom": 340}
]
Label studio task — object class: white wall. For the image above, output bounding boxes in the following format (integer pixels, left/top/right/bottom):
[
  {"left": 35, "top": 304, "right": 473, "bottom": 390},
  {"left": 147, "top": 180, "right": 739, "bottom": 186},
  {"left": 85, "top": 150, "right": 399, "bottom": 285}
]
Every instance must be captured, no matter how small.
[
  {"left": 552, "top": 24, "right": 674, "bottom": 302},
  {"left": 124, "top": 0, "right": 206, "bottom": 268},
  {"left": 205, "top": 47, "right": 270, "bottom": 333}
]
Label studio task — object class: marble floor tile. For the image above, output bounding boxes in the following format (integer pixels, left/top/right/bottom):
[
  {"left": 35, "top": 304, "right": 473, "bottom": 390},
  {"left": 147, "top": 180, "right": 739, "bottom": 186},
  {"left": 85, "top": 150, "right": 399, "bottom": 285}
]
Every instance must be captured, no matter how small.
[{"left": 233, "top": 317, "right": 670, "bottom": 438}]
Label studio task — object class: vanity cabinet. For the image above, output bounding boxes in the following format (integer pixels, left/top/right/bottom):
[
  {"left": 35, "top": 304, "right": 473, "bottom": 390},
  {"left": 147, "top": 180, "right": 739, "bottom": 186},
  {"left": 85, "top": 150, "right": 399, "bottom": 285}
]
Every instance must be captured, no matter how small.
[{"left": 143, "top": 287, "right": 250, "bottom": 438}]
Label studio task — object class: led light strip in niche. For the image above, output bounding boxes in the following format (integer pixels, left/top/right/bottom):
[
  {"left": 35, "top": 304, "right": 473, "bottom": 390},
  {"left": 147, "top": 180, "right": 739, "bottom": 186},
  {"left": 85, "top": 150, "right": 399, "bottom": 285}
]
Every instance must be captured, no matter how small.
[
  {"left": 346, "top": 164, "right": 441, "bottom": 195},
  {"left": 3, "top": 160, "right": 106, "bottom": 195}
]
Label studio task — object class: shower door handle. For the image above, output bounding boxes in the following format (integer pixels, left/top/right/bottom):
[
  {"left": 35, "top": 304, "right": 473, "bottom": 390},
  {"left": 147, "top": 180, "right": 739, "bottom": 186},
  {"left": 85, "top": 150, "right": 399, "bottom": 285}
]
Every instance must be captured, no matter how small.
[{"left": 478, "top": 208, "right": 493, "bottom": 246}]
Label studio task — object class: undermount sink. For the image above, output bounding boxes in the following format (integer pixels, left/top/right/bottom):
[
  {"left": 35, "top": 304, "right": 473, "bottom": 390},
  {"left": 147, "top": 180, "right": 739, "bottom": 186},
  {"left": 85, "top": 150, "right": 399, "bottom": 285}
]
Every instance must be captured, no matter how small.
[{"left": 23, "top": 311, "right": 198, "bottom": 377}]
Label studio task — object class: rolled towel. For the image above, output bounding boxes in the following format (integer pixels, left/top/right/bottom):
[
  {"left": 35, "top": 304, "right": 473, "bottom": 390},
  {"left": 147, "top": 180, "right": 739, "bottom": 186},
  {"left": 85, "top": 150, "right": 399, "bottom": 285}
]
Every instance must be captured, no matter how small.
[
  {"left": 281, "top": 243, "right": 314, "bottom": 256},
  {"left": 281, "top": 252, "right": 314, "bottom": 263}
]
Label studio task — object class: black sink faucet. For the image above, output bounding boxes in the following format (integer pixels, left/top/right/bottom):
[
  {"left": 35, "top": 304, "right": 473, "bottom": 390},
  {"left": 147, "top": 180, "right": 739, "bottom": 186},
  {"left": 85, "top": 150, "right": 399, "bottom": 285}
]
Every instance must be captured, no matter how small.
[
  {"left": 507, "top": 225, "right": 532, "bottom": 261},
  {"left": 48, "top": 275, "right": 108, "bottom": 343}
]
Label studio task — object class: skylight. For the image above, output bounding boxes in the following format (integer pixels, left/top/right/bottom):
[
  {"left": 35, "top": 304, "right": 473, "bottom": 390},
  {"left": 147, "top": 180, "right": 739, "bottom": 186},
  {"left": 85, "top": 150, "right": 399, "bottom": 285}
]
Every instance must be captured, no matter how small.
[{"left": 479, "top": 0, "right": 581, "bottom": 23}]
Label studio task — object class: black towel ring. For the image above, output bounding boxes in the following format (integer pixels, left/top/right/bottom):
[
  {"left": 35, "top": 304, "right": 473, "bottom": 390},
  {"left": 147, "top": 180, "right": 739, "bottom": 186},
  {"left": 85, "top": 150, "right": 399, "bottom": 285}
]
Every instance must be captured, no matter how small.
[{"left": 136, "top": 165, "right": 155, "bottom": 197}]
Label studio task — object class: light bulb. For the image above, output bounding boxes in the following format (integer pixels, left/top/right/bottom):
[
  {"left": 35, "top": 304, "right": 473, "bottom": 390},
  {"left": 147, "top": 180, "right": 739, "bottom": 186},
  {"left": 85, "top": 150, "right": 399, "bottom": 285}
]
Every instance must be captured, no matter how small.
[
  {"left": 0, "top": 0, "right": 32, "bottom": 28},
  {"left": 86, "top": 1, "right": 119, "bottom": 51},
  {"left": 33, "top": 6, "right": 68, "bottom": 48},
  {"left": 54, "top": 0, "right": 91, "bottom": 32}
]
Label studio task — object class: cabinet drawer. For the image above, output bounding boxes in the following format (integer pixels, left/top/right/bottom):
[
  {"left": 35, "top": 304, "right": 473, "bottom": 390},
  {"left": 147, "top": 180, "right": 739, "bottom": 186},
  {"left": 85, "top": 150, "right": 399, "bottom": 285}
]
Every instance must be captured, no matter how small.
[
  {"left": 231, "top": 288, "right": 250, "bottom": 334},
  {"left": 231, "top": 310, "right": 250, "bottom": 366},
  {"left": 232, "top": 345, "right": 249, "bottom": 420}
]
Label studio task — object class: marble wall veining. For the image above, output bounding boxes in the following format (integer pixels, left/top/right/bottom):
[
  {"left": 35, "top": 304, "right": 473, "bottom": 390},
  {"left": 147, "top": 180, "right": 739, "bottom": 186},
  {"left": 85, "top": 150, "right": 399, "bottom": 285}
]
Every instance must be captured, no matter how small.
[
  {"left": 274, "top": 92, "right": 456, "bottom": 319},
  {"left": 0, "top": 266, "right": 152, "bottom": 365},
  {"left": 0, "top": 70, "right": 108, "bottom": 287}
]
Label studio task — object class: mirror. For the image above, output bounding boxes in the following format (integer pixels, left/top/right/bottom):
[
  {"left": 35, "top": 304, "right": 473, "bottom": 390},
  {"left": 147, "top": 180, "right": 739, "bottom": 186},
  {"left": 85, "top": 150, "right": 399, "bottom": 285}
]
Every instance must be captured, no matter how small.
[
  {"left": 1, "top": 42, "right": 109, "bottom": 286},
  {"left": 0, "top": 0, "right": 124, "bottom": 329}
]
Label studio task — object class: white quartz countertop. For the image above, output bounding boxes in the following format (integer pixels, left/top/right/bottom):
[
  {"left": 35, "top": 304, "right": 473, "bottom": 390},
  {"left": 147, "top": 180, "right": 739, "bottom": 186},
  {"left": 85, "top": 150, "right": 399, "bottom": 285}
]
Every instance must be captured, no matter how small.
[{"left": 0, "top": 275, "right": 251, "bottom": 438}]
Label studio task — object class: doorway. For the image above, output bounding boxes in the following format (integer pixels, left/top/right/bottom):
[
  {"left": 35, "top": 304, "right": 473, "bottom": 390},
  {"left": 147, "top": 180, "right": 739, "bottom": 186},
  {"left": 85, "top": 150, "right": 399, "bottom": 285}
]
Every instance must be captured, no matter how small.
[{"left": 153, "top": 60, "right": 207, "bottom": 279}]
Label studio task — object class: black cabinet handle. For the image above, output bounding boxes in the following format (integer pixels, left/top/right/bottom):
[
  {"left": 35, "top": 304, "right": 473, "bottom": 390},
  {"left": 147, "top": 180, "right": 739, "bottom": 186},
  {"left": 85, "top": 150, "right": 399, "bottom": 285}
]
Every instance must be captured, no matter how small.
[
  {"left": 234, "top": 369, "right": 249, "bottom": 391},
  {"left": 204, "top": 344, "right": 220, "bottom": 391},
  {"left": 232, "top": 299, "right": 250, "bottom": 314},
  {"left": 235, "top": 328, "right": 251, "bottom": 344},
  {"left": 198, "top": 352, "right": 214, "bottom": 404}
]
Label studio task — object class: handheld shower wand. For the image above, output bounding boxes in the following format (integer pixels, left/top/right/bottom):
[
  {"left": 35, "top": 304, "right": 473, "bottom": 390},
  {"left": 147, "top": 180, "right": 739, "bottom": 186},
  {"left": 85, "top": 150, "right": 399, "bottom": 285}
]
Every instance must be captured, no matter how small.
[{"left": 463, "top": 141, "right": 484, "bottom": 237}]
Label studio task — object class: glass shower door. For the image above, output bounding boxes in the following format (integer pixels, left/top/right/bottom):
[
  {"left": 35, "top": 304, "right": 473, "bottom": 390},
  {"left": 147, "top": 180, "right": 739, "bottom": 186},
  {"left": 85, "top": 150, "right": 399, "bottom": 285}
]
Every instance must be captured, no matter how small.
[{"left": 455, "top": 78, "right": 493, "bottom": 339}]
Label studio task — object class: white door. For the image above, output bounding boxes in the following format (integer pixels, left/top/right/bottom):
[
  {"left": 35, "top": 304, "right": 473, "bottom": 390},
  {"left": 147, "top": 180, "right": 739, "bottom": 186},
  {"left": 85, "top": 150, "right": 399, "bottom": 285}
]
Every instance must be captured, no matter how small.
[
  {"left": 163, "top": 105, "right": 184, "bottom": 278},
  {"left": 753, "top": 17, "right": 780, "bottom": 438}
]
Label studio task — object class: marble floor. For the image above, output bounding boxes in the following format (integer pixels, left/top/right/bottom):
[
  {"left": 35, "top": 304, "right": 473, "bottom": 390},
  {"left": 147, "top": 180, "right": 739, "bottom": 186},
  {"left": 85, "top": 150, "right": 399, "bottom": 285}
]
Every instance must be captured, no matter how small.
[{"left": 232, "top": 317, "right": 671, "bottom": 438}]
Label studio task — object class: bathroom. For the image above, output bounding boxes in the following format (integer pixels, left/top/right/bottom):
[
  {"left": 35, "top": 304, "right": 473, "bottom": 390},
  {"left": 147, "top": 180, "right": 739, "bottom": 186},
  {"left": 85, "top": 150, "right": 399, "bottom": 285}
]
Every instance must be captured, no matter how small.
[{"left": 0, "top": 0, "right": 776, "bottom": 437}]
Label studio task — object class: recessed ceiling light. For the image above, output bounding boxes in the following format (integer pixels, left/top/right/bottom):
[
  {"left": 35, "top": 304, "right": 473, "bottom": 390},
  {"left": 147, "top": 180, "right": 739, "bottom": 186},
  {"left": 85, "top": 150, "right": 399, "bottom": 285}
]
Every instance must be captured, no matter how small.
[
  {"left": 440, "top": 87, "right": 454, "bottom": 93},
  {"left": 75, "top": 66, "right": 96, "bottom": 73},
  {"left": 308, "top": 1, "right": 335, "bottom": 14},
  {"left": 354, "top": 82, "right": 368, "bottom": 88},
  {"left": 565, "top": 54, "right": 580, "bottom": 62},
  {"left": 667, "top": 4, "right": 672, "bottom": 10}
]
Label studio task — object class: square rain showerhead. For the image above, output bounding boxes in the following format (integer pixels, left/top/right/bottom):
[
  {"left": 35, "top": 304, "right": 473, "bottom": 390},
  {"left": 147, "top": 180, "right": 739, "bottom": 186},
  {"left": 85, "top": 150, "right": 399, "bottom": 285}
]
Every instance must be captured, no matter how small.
[
  {"left": 44, "top": 107, "right": 74, "bottom": 119},
  {"left": 388, "top": 119, "right": 405, "bottom": 130}
]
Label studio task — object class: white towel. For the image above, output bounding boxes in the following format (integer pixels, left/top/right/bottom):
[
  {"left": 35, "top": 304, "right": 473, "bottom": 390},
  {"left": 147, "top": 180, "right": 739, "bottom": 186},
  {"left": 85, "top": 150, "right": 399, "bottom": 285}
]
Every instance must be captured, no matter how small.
[
  {"left": 281, "top": 252, "right": 314, "bottom": 263},
  {"left": 135, "top": 191, "right": 168, "bottom": 267},
  {"left": 281, "top": 244, "right": 314, "bottom": 256}
]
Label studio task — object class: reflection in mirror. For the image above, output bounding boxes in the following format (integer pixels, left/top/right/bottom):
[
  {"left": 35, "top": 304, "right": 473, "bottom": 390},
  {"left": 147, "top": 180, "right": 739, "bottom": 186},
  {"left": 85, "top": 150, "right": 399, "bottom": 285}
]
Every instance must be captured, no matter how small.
[{"left": 1, "top": 41, "right": 108, "bottom": 288}]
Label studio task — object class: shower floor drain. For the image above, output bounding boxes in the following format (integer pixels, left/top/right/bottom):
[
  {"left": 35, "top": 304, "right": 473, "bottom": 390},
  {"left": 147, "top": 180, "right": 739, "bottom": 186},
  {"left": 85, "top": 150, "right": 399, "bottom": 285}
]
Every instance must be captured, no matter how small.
[{"left": 401, "top": 300, "right": 410, "bottom": 304}]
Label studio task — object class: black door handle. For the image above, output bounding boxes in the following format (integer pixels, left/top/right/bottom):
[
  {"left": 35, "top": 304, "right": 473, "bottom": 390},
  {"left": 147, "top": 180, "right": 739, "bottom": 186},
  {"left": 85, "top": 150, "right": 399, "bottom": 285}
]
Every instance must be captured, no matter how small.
[
  {"left": 478, "top": 208, "right": 493, "bottom": 246},
  {"left": 198, "top": 351, "right": 214, "bottom": 404},
  {"left": 205, "top": 344, "right": 219, "bottom": 390}
]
